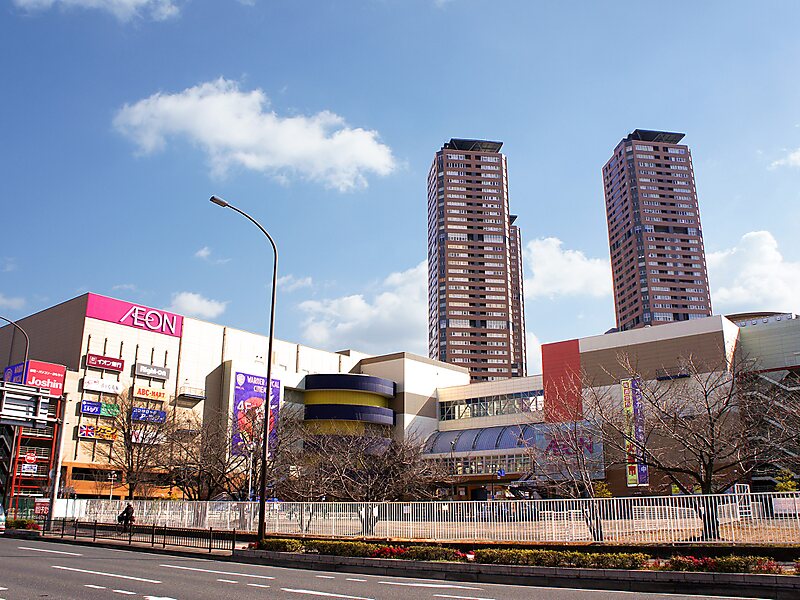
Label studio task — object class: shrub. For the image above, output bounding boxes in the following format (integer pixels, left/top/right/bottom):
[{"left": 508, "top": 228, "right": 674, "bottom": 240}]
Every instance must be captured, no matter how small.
[
  {"left": 255, "top": 538, "right": 304, "bottom": 552},
  {"left": 663, "top": 555, "right": 782, "bottom": 574},
  {"left": 402, "top": 546, "right": 467, "bottom": 562},
  {"left": 473, "top": 549, "right": 648, "bottom": 569},
  {"left": 305, "top": 540, "right": 380, "bottom": 557},
  {"left": 6, "top": 519, "right": 41, "bottom": 531},
  {"left": 370, "top": 546, "right": 409, "bottom": 559}
]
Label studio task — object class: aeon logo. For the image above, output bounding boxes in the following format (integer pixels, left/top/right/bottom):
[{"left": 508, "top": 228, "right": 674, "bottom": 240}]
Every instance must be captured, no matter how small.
[{"left": 119, "top": 305, "right": 179, "bottom": 335}]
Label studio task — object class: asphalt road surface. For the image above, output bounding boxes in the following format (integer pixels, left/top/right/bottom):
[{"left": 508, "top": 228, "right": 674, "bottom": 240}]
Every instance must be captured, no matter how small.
[{"left": 0, "top": 537, "right": 762, "bottom": 600}]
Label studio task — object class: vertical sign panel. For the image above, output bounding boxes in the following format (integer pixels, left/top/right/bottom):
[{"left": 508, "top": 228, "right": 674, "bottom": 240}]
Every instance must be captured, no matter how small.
[{"left": 621, "top": 378, "right": 648, "bottom": 486}]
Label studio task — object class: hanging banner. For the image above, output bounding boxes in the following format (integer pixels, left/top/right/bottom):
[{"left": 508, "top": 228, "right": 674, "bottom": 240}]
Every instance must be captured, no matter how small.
[
  {"left": 267, "top": 378, "right": 281, "bottom": 458},
  {"left": 621, "top": 378, "right": 649, "bottom": 486},
  {"left": 131, "top": 407, "right": 167, "bottom": 423},
  {"left": 231, "top": 371, "right": 267, "bottom": 456},
  {"left": 132, "top": 384, "right": 167, "bottom": 402}
]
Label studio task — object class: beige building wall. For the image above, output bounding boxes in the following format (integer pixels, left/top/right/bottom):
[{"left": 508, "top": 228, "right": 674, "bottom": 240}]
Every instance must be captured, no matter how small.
[{"left": 359, "top": 352, "right": 470, "bottom": 441}]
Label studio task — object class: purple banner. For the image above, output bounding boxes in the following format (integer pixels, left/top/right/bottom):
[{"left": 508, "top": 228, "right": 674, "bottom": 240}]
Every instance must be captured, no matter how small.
[
  {"left": 232, "top": 372, "right": 280, "bottom": 457},
  {"left": 630, "top": 379, "right": 649, "bottom": 486},
  {"left": 267, "top": 378, "right": 281, "bottom": 459}
]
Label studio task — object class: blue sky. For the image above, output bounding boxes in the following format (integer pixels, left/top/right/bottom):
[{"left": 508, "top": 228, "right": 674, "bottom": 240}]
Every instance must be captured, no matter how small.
[{"left": 2, "top": 0, "right": 800, "bottom": 373}]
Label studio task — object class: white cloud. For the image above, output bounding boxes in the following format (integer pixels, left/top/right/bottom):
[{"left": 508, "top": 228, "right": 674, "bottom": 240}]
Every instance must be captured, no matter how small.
[
  {"left": 769, "top": 148, "right": 800, "bottom": 169},
  {"left": 1, "top": 258, "right": 17, "bottom": 273},
  {"left": 112, "top": 283, "right": 138, "bottom": 292},
  {"left": 114, "top": 78, "right": 396, "bottom": 191},
  {"left": 194, "top": 246, "right": 211, "bottom": 260},
  {"left": 526, "top": 331, "right": 543, "bottom": 375},
  {"left": 168, "top": 291, "right": 227, "bottom": 319},
  {"left": 194, "top": 245, "right": 230, "bottom": 265},
  {"left": 0, "top": 293, "right": 25, "bottom": 311},
  {"left": 707, "top": 231, "right": 800, "bottom": 314},
  {"left": 13, "top": 0, "right": 180, "bottom": 21},
  {"left": 277, "top": 274, "right": 313, "bottom": 292},
  {"left": 298, "top": 261, "right": 427, "bottom": 355},
  {"left": 524, "top": 237, "right": 612, "bottom": 299}
]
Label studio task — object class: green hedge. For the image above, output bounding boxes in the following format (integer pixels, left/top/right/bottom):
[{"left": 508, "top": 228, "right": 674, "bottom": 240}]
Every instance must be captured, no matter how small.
[
  {"left": 661, "top": 555, "right": 782, "bottom": 574},
  {"left": 473, "top": 549, "right": 649, "bottom": 569},
  {"left": 255, "top": 538, "right": 304, "bottom": 552},
  {"left": 304, "top": 539, "right": 381, "bottom": 557},
  {"left": 251, "top": 540, "right": 787, "bottom": 574}
]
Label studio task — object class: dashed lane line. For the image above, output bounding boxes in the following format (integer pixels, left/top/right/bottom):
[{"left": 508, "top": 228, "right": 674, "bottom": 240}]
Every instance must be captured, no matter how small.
[
  {"left": 345, "top": 578, "right": 367, "bottom": 582},
  {"left": 159, "top": 564, "right": 274, "bottom": 580},
  {"left": 18, "top": 546, "right": 82, "bottom": 556},
  {"left": 247, "top": 583, "right": 272, "bottom": 589},
  {"left": 113, "top": 591, "right": 137, "bottom": 595},
  {"left": 52, "top": 565, "right": 162, "bottom": 584},
  {"left": 434, "top": 595, "right": 496, "bottom": 600},
  {"left": 316, "top": 575, "right": 335, "bottom": 579},
  {"left": 281, "top": 589, "right": 375, "bottom": 600},
  {"left": 84, "top": 585, "right": 107, "bottom": 590},
  {"left": 378, "top": 582, "right": 483, "bottom": 590},
  {"left": 217, "top": 579, "right": 239, "bottom": 584}
]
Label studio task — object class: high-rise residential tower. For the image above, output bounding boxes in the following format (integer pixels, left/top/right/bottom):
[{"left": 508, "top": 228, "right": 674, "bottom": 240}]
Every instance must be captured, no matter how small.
[
  {"left": 427, "top": 138, "right": 527, "bottom": 382},
  {"left": 602, "top": 129, "right": 712, "bottom": 331}
]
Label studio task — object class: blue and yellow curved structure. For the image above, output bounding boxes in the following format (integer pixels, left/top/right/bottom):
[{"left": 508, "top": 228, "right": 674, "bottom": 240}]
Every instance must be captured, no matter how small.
[{"left": 303, "top": 373, "right": 396, "bottom": 435}]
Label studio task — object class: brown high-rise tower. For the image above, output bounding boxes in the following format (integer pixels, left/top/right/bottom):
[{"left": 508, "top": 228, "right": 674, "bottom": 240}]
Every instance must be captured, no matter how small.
[
  {"left": 602, "top": 129, "right": 712, "bottom": 331},
  {"left": 427, "top": 138, "right": 527, "bottom": 381}
]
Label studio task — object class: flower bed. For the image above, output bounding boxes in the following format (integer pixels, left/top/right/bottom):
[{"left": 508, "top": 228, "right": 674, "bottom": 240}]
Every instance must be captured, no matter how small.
[
  {"left": 248, "top": 538, "right": 797, "bottom": 574},
  {"left": 5, "top": 519, "right": 41, "bottom": 531}
]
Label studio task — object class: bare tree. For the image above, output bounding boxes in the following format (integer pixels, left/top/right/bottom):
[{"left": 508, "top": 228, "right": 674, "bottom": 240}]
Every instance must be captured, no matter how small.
[
  {"left": 101, "top": 390, "right": 174, "bottom": 499},
  {"left": 585, "top": 352, "right": 800, "bottom": 538},
  {"left": 162, "top": 410, "right": 249, "bottom": 501}
]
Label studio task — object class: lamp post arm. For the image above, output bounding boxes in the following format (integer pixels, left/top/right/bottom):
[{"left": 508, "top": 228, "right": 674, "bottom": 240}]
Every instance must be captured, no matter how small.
[{"left": 0, "top": 315, "right": 30, "bottom": 369}]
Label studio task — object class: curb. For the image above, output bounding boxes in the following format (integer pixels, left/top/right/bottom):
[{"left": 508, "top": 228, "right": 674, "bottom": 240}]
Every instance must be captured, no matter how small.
[{"left": 234, "top": 549, "right": 800, "bottom": 600}]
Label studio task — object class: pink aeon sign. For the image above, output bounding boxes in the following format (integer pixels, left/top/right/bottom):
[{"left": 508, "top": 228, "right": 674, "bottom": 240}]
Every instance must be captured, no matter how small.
[{"left": 86, "top": 293, "right": 183, "bottom": 337}]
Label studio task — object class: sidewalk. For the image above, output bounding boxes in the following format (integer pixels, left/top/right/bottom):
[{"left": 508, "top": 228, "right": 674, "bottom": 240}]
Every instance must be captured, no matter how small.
[{"left": 29, "top": 529, "right": 243, "bottom": 559}]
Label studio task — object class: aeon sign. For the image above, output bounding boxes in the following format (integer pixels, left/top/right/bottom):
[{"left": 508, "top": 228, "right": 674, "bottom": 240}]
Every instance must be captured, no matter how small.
[{"left": 86, "top": 293, "right": 183, "bottom": 338}]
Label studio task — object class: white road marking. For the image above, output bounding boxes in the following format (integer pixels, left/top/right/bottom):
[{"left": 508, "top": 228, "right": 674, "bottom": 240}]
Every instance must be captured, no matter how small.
[
  {"left": 378, "top": 581, "right": 483, "bottom": 590},
  {"left": 84, "top": 585, "right": 107, "bottom": 590},
  {"left": 113, "top": 591, "right": 137, "bottom": 595},
  {"left": 247, "top": 583, "right": 272, "bottom": 589},
  {"left": 435, "top": 595, "right": 495, "bottom": 600},
  {"left": 18, "top": 546, "right": 82, "bottom": 556},
  {"left": 281, "top": 589, "right": 375, "bottom": 600},
  {"left": 144, "top": 597, "right": 179, "bottom": 600},
  {"left": 346, "top": 578, "right": 367, "bottom": 582},
  {"left": 52, "top": 565, "right": 161, "bottom": 584},
  {"left": 217, "top": 579, "right": 238, "bottom": 583},
  {"left": 159, "top": 564, "right": 274, "bottom": 580},
  {"left": 316, "top": 575, "right": 335, "bottom": 579}
]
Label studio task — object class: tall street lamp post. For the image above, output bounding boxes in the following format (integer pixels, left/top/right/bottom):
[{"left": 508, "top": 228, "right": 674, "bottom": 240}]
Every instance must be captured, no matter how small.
[
  {"left": 209, "top": 195, "right": 278, "bottom": 541},
  {"left": 0, "top": 315, "right": 30, "bottom": 373}
]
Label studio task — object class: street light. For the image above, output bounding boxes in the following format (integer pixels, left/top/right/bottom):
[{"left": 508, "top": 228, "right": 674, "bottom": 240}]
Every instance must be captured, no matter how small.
[
  {"left": 209, "top": 195, "right": 278, "bottom": 541},
  {"left": 0, "top": 315, "right": 30, "bottom": 373}
]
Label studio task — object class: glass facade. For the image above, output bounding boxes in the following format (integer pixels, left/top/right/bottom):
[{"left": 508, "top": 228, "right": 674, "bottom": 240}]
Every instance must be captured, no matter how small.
[{"left": 439, "top": 389, "right": 544, "bottom": 421}]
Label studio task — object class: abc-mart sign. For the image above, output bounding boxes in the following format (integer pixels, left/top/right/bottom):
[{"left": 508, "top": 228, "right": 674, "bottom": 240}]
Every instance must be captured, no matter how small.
[{"left": 86, "top": 293, "right": 183, "bottom": 338}]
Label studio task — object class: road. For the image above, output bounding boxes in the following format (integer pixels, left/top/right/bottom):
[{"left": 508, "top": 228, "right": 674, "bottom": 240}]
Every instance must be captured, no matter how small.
[{"left": 0, "top": 537, "right": 760, "bottom": 600}]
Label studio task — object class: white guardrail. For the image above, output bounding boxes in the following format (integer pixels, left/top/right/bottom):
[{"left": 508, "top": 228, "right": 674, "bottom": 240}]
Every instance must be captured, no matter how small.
[{"left": 51, "top": 492, "right": 800, "bottom": 544}]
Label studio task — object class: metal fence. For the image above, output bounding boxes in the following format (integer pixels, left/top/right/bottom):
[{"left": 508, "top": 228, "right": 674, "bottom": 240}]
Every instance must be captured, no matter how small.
[
  {"left": 52, "top": 518, "right": 236, "bottom": 552},
  {"left": 53, "top": 491, "right": 800, "bottom": 545}
]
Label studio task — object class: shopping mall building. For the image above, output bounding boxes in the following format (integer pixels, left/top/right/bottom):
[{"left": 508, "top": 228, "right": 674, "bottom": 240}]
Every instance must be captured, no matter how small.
[{"left": 1, "top": 293, "right": 799, "bottom": 507}]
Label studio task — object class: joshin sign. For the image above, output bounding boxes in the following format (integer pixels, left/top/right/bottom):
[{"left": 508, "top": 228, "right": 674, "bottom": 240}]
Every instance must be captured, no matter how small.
[{"left": 231, "top": 372, "right": 280, "bottom": 457}]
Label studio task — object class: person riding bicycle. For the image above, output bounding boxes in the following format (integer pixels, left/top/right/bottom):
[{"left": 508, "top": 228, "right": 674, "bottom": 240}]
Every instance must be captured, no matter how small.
[{"left": 118, "top": 503, "right": 135, "bottom": 532}]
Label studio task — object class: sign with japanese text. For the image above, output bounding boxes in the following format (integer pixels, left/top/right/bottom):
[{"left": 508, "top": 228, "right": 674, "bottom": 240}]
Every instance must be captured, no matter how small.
[
  {"left": 83, "top": 378, "right": 125, "bottom": 395},
  {"left": 621, "top": 378, "right": 649, "bottom": 487},
  {"left": 81, "top": 400, "right": 120, "bottom": 417},
  {"left": 86, "top": 353, "right": 124, "bottom": 372},
  {"left": 131, "top": 407, "right": 167, "bottom": 423}
]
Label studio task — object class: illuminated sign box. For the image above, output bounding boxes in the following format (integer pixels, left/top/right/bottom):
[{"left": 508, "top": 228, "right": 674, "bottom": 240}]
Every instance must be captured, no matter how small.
[
  {"left": 86, "top": 354, "right": 124, "bottom": 372},
  {"left": 133, "top": 384, "right": 167, "bottom": 402}
]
